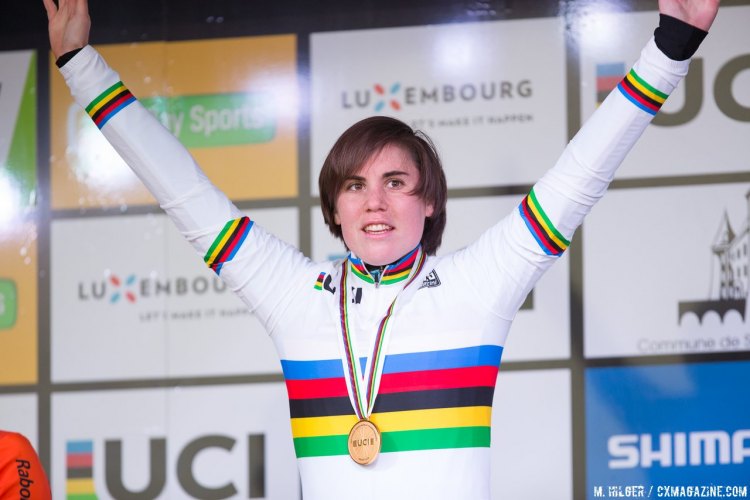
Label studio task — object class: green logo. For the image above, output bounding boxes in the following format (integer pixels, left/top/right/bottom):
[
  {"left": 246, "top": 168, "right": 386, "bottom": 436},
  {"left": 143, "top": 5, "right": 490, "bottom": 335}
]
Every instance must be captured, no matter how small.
[
  {"left": 0, "top": 279, "right": 17, "bottom": 329},
  {"left": 141, "top": 92, "right": 277, "bottom": 148}
]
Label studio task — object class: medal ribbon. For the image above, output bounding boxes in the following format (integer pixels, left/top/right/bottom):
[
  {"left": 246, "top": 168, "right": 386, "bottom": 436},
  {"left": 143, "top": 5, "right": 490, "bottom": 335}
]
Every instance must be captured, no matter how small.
[{"left": 338, "top": 248, "right": 427, "bottom": 420}]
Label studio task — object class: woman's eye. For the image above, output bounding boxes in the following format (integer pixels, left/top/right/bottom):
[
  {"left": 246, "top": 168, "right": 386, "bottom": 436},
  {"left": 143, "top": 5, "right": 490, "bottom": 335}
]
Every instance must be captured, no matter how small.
[
  {"left": 387, "top": 179, "right": 404, "bottom": 188},
  {"left": 347, "top": 182, "right": 364, "bottom": 191}
]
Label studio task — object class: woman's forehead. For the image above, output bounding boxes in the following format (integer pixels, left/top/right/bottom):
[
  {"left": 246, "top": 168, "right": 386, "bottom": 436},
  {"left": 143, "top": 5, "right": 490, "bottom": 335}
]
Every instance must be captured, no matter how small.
[{"left": 352, "top": 143, "right": 417, "bottom": 177}]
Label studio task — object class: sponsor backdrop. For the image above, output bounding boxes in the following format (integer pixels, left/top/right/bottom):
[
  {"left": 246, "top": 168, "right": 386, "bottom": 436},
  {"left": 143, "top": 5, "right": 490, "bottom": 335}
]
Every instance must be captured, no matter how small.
[
  {"left": 586, "top": 362, "right": 750, "bottom": 498},
  {"left": 0, "top": 49, "right": 38, "bottom": 386},
  {"left": 51, "top": 384, "right": 299, "bottom": 499},
  {"left": 579, "top": 7, "right": 750, "bottom": 178},
  {"left": 0, "top": 395, "right": 38, "bottom": 447},
  {"left": 0, "top": 2, "right": 748, "bottom": 499},
  {"left": 51, "top": 208, "right": 296, "bottom": 381},
  {"left": 584, "top": 183, "right": 750, "bottom": 358},
  {"left": 310, "top": 18, "right": 567, "bottom": 192},
  {"left": 492, "top": 369, "right": 572, "bottom": 499},
  {"left": 49, "top": 36, "right": 298, "bottom": 210}
]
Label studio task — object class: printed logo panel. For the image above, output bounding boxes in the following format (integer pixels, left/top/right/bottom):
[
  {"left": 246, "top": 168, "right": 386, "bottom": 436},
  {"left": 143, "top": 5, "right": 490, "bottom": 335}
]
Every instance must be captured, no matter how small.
[
  {"left": 583, "top": 184, "right": 750, "bottom": 358},
  {"left": 586, "top": 362, "right": 750, "bottom": 498},
  {"left": 310, "top": 18, "right": 567, "bottom": 193},
  {"left": 50, "top": 36, "right": 298, "bottom": 210},
  {"left": 0, "top": 279, "right": 17, "bottom": 329},
  {"left": 0, "top": 50, "right": 36, "bottom": 214},
  {"left": 579, "top": 7, "right": 750, "bottom": 178},
  {"left": 311, "top": 195, "right": 570, "bottom": 361},
  {"left": 0, "top": 220, "right": 38, "bottom": 385},
  {"left": 52, "top": 384, "right": 299, "bottom": 499},
  {"left": 51, "top": 208, "right": 298, "bottom": 382}
]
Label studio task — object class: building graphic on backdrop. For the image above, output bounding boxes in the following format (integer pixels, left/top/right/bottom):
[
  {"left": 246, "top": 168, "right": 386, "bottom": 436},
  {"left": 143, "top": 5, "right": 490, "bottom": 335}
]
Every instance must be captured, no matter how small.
[{"left": 678, "top": 190, "right": 750, "bottom": 324}]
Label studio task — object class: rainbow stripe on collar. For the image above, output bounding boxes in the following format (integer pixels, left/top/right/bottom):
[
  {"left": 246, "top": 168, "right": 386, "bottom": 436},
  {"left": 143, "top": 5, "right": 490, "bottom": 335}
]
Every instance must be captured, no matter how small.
[
  {"left": 617, "top": 69, "right": 668, "bottom": 116},
  {"left": 86, "top": 81, "right": 136, "bottom": 129},
  {"left": 349, "top": 246, "right": 420, "bottom": 285}
]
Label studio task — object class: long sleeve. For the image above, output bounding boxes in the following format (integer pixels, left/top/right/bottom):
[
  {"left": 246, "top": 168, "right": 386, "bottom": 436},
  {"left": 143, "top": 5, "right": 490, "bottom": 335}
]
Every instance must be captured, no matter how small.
[
  {"left": 59, "top": 46, "right": 316, "bottom": 334},
  {"left": 454, "top": 38, "right": 691, "bottom": 318}
]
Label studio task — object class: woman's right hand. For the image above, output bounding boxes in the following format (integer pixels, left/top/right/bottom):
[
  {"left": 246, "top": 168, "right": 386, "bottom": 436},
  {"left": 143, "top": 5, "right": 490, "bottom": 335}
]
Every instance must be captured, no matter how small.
[{"left": 42, "top": 0, "right": 91, "bottom": 59}]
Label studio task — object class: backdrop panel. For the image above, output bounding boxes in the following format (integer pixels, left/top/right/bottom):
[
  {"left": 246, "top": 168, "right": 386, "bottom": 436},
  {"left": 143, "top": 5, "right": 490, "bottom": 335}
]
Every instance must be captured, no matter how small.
[
  {"left": 310, "top": 17, "right": 567, "bottom": 193},
  {"left": 51, "top": 208, "right": 297, "bottom": 382},
  {"left": 579, "top": 7, "right": 750, "bottom": 179},
  {"left": 584, "top": 183, "right": 750, "bottom": 358},
  {"left": 50, "top": 35, "right": 298, "bottom": 210},
  {"left": 51, "top": 383, "right": 298, "bottom": 499},
  {"left": 586, "top": 361, "right": 750, "bottom": 498}
]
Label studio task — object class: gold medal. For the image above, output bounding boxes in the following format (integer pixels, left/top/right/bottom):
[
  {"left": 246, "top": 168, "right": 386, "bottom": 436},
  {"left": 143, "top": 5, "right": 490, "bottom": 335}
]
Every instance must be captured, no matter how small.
[
  {"left": 337, "top": 249, "right": 425, "bottom": 466},
  {"left": 347, "top": 419, "right": 381, "bottom": 465}
]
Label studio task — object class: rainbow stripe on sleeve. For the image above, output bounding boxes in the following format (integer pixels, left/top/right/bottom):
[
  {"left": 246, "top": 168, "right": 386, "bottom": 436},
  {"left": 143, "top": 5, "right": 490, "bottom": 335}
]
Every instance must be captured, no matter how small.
[
  {"left": 281, "top": 344, "right": 502, "bottom": 458},
  {"left": 204, "top": 216, "right": 253, "bottom": 275},
  {"left": 85, "top": 81, "right": 136, "bottom": 129},
  {"left": 617, "top": 69, "right": 668, "bottom": 116},
  {"left": 518, "top": 188, "right": 570, "bottom": 256}
]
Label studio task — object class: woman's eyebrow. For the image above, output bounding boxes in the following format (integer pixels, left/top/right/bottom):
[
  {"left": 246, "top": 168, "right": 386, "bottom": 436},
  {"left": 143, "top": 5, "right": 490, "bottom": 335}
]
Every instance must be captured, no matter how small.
[{"left": 381, "top": 170, "right": 409, "bottom": 178}]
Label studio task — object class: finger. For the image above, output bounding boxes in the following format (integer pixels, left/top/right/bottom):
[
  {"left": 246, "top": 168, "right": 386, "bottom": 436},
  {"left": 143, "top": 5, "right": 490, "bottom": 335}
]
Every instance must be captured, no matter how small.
[
  {"left": 42, "top": 0, "right": 57, "bottom": 19},
  {"left": 78, "top": 0, "right": 89, "bottom": 16}
]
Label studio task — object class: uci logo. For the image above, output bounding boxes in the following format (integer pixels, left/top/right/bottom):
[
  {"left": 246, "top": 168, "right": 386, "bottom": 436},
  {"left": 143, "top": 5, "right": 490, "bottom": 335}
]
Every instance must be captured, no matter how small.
[
  {"left": 67, "top": 434, "right": 267, "bottom": 498},
  {"left": 655, "top": 55, "right": 750, "bottom": 126}
]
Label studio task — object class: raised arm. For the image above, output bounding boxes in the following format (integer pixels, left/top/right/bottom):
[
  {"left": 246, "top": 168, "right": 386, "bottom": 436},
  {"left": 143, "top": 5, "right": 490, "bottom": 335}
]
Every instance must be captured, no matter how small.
[
  {"left": 659, "top": 0, "right": 719, "bottom": 31},
  {"left": 44, "top": 0, "right": 315, "bottom": 333},
  {"left": 43, "top": 0, "right": 90, "bottom": 59},
  {"left": 455, "top": 1, "right": 719, "bottom": 318}
]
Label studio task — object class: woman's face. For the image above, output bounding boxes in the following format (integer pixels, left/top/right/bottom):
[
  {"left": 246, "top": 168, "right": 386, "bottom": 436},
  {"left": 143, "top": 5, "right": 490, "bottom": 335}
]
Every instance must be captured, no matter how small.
[{"left": 334, "top": 144, "right": 434, "bottom": 266}]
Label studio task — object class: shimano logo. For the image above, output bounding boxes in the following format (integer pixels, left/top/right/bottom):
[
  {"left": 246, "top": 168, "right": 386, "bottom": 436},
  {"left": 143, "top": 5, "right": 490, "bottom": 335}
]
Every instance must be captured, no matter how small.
[{"left": 608, "top": 429, "right": 750, "bottom": 469}]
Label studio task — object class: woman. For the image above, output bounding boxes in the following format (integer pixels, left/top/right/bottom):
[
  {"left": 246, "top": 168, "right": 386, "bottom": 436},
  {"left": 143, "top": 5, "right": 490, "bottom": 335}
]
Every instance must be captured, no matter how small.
[{"left": 44, "top": 0, "right": 719, "bottom": 497}]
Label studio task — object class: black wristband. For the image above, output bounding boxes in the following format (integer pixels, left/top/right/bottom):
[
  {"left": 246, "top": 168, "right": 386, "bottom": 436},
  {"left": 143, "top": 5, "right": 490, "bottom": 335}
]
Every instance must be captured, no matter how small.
[
  {"left": 654, "top": 14, "right": 708, "bottom": 61},
  {"left": 56, "top": 47, "right": 84, "bottom": 68}
]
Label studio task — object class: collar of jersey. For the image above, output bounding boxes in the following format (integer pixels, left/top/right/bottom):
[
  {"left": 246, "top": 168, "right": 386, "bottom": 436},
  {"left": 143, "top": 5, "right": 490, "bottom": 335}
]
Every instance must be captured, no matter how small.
[{"left": 348, "top": 245, "right": 420, "bottom": 286}]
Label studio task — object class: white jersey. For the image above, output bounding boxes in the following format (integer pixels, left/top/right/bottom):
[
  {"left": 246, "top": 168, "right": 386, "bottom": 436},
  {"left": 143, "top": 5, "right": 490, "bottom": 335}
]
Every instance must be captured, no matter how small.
[{"left": 59, "top": 39, "right": 689, "bottom": 499}]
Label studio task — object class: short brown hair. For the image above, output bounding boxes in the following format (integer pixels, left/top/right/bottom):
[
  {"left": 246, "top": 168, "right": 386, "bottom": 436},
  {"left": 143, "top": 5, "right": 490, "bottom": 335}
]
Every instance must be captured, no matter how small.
[{"left": 319, "top": 116, "right": 448, "bottom": 256}]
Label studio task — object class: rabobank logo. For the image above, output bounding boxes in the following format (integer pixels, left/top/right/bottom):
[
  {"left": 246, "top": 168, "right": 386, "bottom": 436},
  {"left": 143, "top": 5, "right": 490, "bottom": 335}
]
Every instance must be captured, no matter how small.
[
  {"left": 64, "top": 434, "right": 266, "bottom": 499},
  {"left": 586, "top": 362, "right": 750, "bottom": 499},
  {"left": 0, "top": 278, "right": 17, "bottom": 329}
]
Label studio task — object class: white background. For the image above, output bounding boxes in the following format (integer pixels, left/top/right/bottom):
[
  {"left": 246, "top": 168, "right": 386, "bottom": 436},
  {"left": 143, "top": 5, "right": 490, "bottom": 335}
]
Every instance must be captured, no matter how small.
[
  {"left": 492, "top": 369, "right": 572, "bottom": 499},
  {"left": 311, "top": 18, "right": 567, "bottom": 192},
  {"left": 51, "top": 209, "right": 298, "bottom": 381},
  {"left": 51, "top": 384, "right": 299, "bottom": 499},
  {"left": 584, "top": 183, "right": 750, "bottom": 357},
  {"left": 0, "top": 394, "right": 38, "bottom": 447},
  {"left": 579, "top": 6, "right": 750, "bottom": 178}
]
